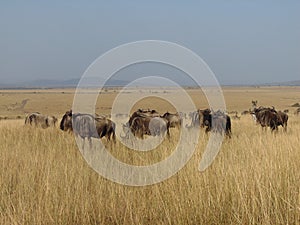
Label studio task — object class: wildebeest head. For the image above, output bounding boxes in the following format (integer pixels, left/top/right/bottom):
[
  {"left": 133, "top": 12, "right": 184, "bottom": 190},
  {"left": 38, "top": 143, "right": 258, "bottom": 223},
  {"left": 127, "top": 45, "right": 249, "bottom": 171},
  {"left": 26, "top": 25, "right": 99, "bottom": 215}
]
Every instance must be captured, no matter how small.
[
  {"left": 201, "top": 109, "right": 211, "bottom": 128},
  {"left": 60, "top": 110, "right": 73, "bottom": 131}
]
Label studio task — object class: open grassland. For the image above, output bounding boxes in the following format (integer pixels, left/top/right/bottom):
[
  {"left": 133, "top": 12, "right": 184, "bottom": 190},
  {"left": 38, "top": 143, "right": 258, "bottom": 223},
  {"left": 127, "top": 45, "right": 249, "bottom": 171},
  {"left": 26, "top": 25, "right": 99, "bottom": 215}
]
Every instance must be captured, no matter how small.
[
  {"left": 1, "top": 86, "right": 300, "bottom": 118},
  {"left": 0, "top": 87, "right": 300, "bottom": 224}
]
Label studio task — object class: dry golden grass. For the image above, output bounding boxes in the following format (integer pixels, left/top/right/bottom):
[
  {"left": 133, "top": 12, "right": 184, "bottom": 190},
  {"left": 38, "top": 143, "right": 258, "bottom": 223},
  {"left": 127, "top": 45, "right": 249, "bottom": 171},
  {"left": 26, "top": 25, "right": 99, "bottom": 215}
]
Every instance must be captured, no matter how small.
[{"left": 0, "top": 87, "right": 300, "bottom": 224}]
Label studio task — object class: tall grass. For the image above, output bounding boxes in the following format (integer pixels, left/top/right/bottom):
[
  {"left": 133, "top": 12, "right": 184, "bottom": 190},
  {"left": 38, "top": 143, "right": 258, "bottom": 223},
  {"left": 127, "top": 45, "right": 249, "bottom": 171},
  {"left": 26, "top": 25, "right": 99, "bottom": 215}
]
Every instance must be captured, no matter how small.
[{"left": 0, "top": 116, "right": 300, "bottom": 224}]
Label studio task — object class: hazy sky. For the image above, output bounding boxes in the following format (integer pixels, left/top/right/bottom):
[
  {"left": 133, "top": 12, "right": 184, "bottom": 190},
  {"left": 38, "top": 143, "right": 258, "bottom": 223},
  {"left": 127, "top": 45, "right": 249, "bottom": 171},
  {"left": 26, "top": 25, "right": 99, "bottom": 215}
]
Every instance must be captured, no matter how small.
[{"left": 1, "top": 1, "right": 299, "bottom": 85}]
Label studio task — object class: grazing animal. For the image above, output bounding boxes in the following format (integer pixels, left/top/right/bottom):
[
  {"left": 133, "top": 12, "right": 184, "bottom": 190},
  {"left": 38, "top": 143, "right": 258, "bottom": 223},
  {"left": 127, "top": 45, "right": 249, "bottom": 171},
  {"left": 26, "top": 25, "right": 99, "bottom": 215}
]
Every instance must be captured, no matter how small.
[
  {"left": 232, "top": 112, "right": 241, "bottom": 120},
  {"left": 60, "top": 110, "right": 116, "bottom": 143},
  {"left": 241, "top": 110, "right": 250, "bottom": 115},
  {"left": 212, "top": 111, "right": 231, "bottom": 137},
  {"left": 200, "top": 109, "right": 211, "bottom": 128},
  {"left": 161, "top": 112, "right": 181, "bottom": 128},
  {"left": 188, "top": 110, "right": 200, "bottom": 128},
  {"left": 60, "top": 110, "right": 73, "bottom": 132},
  {"left": 123, "top": 116, "right": 170, "bottom": 139},
  {"left": 200, "top": 110, "right": 231, "bottom": 137},
  {"left": 276, "top": 111, "right": 288, "bottom": 132},
  {"left": 256, "top": 109, "right": 278, "bottom": 131},
  {"left": 95, "top": 117, "right": 116, "bottom": 142},
  {"left": 128, "top": 109, "right": 160, "bottom": 125},
  {"left": 251, "top": 107, "right": 287, "bottom": 132},
  {"left": 25, "top": 112, "right": 57, "bottom": 129},
  {"left": 295, "top": 108, "right": 300, "bottom": 115},
  {"left": 187, "top": 109, "right": 210, "bottom": 128},
  {"left": 122, "top": 109, "right": 170, "bottom": 139},
  {"left": 251, "top": 100, "right": 258, "bottom": 109}
]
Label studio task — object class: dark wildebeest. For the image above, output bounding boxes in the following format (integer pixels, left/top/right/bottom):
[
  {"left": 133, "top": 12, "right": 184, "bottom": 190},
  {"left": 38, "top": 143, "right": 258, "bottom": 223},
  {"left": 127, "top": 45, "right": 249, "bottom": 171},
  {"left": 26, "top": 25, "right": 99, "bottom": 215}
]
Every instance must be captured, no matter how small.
[
  {"left": 187, "top": 109, "right": 231, "bottom": 137},
  {"left": 60, "top": 110, "right": 73, "bottom": 132},
  {"left": 254, "top": 108, "right": 278, "bottom": 131},
  {"left": 123, "top": 116, "right": 169, "bottom": 139},
  {"left": 122, "top": 109, "right": 170, "bottom": 139},
  {"left": 60, "top": 110, "right": 116, "bottom": 143},
  {"left": 128, "top": 109, "right": 160, "bottom": 124},
  {"left": 212, "top": 111, "right": 231, "bottom": 137},
  {"left": 252, "top": 107, "right": 288, "bottom": 132},
  {"left": 25, "top": 112, "right": 57, "bottom": 129},
  {"left": 251, "top": 107, "right": 278, "bottom": 132},
  {"left": 276, "top": 111, "right": 288, "bottom": 132},
  {"left": 202, "top": 110, "right": 231, "bottom": 137},
  {"left": 161, "top": 112, "right": 181, "bottom": 128},
  {"left": 295, "top": 108, "right": 300, "bottom": 115},
  {"left": 187, "top": 109, "right": 211, "bottom": 128}
]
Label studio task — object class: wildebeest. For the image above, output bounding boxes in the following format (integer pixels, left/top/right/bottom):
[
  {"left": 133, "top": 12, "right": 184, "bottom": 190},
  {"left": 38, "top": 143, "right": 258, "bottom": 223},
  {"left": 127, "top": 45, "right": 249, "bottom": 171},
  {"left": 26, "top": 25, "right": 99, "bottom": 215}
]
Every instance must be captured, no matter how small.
[
  {"left": 295, "top": 108, "right": 300, "bottom": 115},
  {"left": 124, "top": 116, "right": 169, "bottom": 139},
  {"left": 188, "top": 110, "right": 200, "bottom": 128},
  {"left": 251, "top": 107, "right": 288, "bottom": 132},
  {"left": 276, "top": 111, "right": 288, "bottom": 132},
  {"left": 60, "top": 110, "right": 73, "bottom": 132},
  {"left": 25, "top": 112, "right": 57, "bottom": 129},
  {"left": 203, "top": 110, "right": 232, "bottom": 137},
  {"left": 60, "top": 110, "right": 116, "bottom": 143},
  {"left": 187, "top": 109, "right": 231, "bottom": 137},
  {"left": 252, "top": 108, "right": 278, "bottom": 131},
  {"left": 128, "top": 108, "right": 160, "bottom": 124},
  {"left": 251, "top": 100, "right": 258, "bottom": 109},
  {"left": 187, "top": 109, "right": 211, "bottom": 128},
  {"left": 161, "top": 112, "right": 181, "bottom": 128},
  {"left": 241, "top": 110, "right": 250, "bottom": 115},
  {"left": 200, "top": 109, "right": 211, "bottom": 128},
  {"left": 231, "top": 112, "right": 241, "bottom": 120},
  {"left": 122, "top": 109, "right": 170, "bottom": 139}
]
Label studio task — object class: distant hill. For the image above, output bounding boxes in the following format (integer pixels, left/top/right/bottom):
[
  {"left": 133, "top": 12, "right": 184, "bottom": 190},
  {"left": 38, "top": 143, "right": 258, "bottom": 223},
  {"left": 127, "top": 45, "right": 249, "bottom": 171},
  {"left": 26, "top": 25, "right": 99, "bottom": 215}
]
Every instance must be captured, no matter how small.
[
  {"left": 262, "top": 80, "right": 300, "bottom": 86},
  {"left": 1, "top": 78, "right": 300, "bottom": 89},
  {"left": 0, "top": 77, "right": 129, "bottom": 89}
]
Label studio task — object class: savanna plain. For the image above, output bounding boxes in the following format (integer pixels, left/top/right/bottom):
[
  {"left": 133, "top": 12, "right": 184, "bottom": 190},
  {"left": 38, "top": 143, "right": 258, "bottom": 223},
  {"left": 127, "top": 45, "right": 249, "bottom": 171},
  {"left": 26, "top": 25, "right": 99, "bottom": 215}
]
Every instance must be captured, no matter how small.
[{"left": 0, "top": 86, "right": 300, "bottom": 224}]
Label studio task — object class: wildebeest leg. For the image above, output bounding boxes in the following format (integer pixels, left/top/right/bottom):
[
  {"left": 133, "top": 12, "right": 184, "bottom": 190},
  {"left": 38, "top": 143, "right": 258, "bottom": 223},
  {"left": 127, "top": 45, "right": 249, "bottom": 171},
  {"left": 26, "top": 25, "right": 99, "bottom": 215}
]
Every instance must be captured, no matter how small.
[
  {"left": 111, "top": 131, "right": 116, "bottom": 143},
  {"left": 283, "top": 123, "right": 287, "bottom": 132},
  {"left": 166, "top": 128, "right": 170, "bottom": 139},
  {"left": 261, "top": 125, "right": 266, "bottom": 131},
  {"left": 88, "top": 137, "right": 92, "bottom": 149},
  {"left": 270, "top": 121, "right": 277, "bottom": 132},
  {"left": 226, "top": 129, "right": 232, "bottom": 138},
  {"left": 45, "top": 118, "right": 49, "bottom": 128},
  {"left": 205, "top": 126, "right": 210, "bottom": 133}
]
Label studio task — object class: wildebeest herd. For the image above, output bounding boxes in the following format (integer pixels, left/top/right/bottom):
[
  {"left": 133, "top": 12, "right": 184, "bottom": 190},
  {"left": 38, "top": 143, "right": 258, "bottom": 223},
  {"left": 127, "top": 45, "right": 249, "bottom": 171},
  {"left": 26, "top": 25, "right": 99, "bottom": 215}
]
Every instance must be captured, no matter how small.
[
  {"left": 251, "top": 106, "right": 288, "bottom": 131},
  {"left": 24, "top": 101, "right": 296, "bottom": 144}
]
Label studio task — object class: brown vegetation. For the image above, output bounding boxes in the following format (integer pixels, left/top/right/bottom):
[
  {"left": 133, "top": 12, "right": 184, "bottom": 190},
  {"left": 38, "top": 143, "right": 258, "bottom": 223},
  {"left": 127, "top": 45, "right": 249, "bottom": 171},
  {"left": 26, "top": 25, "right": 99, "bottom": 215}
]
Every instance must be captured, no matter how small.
[{"left": 0, "top": 87, "right": 300, "bottom": 224}]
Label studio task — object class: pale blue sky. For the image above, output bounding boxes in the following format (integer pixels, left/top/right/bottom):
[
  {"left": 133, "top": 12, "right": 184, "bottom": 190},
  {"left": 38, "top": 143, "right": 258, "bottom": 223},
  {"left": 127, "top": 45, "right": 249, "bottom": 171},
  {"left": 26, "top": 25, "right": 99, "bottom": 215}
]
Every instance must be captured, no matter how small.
[{"left": 0, "top": 1, "right": 299, "bottom": 85}]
